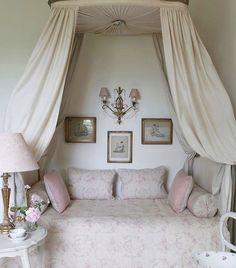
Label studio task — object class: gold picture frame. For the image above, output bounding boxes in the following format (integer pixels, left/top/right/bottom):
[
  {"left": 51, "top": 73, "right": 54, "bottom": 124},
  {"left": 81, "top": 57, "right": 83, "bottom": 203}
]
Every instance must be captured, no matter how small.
[
  {"left": 142, "top": 118, "right": 173, "bottom": 144},
  {"left": 65, "top": 117, "right": 96, "bottom": 143},
  {"left": 107, "top": 131, "right": 133, "bottom": 163}
]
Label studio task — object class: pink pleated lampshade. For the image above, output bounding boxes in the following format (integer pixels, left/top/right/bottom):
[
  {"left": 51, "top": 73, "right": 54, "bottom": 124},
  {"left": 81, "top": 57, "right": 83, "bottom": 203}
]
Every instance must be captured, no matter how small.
[
  {"left": 129, "top": 88, "right": 140, "bottom": 99},
  {"left": 0, "top": 133, "right": 39, "bottom": 173},
  {"left": 99, "top": 87, "right": 110, "bottom": 98}
]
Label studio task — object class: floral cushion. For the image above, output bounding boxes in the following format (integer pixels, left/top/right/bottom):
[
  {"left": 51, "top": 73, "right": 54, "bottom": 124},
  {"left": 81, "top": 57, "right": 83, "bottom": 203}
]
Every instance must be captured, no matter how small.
[
  {"left": 27, "top": 180, "right": 50, "bottom": 214},
  {"left": 67, "top": 168, "right": 116, "bottom": 200},
  {"left": 187, "top": 184, "right": 217, "bottom": 218},
  {"left": 117, "top": 166, "right": 167, "bottom": 199}
]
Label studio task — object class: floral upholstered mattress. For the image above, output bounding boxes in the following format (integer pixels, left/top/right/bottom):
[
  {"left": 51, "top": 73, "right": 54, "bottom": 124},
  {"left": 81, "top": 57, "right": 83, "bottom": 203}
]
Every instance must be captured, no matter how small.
[{"left": 2, "top": 199, "right": 222, "bottom": 268}]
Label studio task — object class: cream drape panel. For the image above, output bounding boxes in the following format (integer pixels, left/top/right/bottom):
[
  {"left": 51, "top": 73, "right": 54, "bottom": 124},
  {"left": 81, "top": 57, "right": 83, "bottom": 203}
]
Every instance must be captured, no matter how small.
[
  {"left": 160, "top": 7, "right": 236, "bottom": 165},
  {"left": 4, "top": 7, "right": 77, "bottom": 161},
  {"left": 160, "top": 7, "right": 235, "bottom": 214},
  {"left": 57, "top": 34, "right": 84, "bottom": 126},
  {"left": 152, "top": 33, "right": 231, "bottom": 214},
  {"left": 153, "top": 33, "right": 196, "bottom": 175},
  {"left": 40, "top": 33, "right": 84, "bottom": 173},
  {"left": 217, "top": 165, "right": 232, "bottom": 214}
]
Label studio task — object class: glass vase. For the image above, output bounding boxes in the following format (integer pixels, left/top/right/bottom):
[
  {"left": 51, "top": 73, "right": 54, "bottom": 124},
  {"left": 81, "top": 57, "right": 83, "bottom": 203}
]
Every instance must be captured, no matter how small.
[{"left": 27, "top": 221, "right": 38, "bottom": 232}]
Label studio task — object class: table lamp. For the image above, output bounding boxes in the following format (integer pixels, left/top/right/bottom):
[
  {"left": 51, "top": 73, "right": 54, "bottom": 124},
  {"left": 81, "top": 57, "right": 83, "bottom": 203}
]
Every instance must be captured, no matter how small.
[{"left": 0, "top": 133, "right": 39, "bottom": 234}]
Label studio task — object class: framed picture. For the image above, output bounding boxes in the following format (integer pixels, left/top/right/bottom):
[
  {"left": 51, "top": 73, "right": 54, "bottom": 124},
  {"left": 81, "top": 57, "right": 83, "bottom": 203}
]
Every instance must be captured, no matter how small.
[
  {"left": 65, "top": 117, "right": 96, "bottom": 143},
  {"left": 142, "top": 118, "right": 173, "bottom": 144},
  {"left": 107, "top": 131, "right": 132, "bottom": 163}
]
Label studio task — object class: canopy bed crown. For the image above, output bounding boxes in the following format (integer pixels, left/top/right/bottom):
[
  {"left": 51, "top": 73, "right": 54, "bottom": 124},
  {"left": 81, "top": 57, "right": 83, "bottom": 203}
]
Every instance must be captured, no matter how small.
[
  {"left": 50, "top": 0, "right": 188, "bottom": 35},
  {"left": 48, "top": 0, "right": 190, "bottom": 6}
]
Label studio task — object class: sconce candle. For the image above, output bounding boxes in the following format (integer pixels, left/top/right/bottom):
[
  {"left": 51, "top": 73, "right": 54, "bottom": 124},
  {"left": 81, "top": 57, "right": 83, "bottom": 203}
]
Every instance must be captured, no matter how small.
[
  {"left": 129, "top": 88, "right": 140, "bottom": 103},
  {"left": 99, "top": 87, "right": 109, "bottom": 103},
  {"left": 99, "top": 87, "right": 140, "bottom": 124}
]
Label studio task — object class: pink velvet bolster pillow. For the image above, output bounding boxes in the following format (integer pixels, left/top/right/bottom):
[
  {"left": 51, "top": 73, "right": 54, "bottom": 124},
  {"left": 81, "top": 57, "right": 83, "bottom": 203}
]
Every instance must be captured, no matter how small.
[
  {"left": 44, "top": 171, "right": 70, "bottom": 213},
  {"left": 168, "top": 169, "right": 193, "bottom": 213}
]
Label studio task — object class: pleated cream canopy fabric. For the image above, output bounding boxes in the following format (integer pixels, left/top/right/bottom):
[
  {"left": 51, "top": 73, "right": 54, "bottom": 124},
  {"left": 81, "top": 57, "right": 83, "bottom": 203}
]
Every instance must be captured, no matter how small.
[{"left": 52, "top": 0, "right": 186, "bottom": 35}]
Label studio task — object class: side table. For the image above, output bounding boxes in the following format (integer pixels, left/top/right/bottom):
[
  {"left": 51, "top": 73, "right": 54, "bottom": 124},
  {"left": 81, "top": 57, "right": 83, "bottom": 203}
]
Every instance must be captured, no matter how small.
[{"left": 0, "top": 226, "right": 47, "bottom": 268}]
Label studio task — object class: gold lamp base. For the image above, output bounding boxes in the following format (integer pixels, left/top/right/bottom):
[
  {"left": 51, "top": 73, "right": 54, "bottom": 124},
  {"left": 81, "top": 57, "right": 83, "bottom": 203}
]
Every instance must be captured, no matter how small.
[
  {"left": 0, "top": 173, "right": 15, "bottom": 234},
  {"left": 0, "top": 222, "right": 14, "bottom": 235}
]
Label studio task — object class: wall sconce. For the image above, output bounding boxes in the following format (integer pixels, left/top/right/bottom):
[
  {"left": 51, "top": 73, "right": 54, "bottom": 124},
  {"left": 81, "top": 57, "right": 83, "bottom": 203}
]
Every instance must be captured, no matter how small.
[{"left": 99, "top": 87, "right": 140, "bottom": 124}]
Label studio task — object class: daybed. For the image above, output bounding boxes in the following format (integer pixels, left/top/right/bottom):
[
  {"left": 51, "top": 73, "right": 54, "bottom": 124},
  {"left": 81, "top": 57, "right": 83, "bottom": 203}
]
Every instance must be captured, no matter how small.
[
  {"left": 2, "top": 201, "right": 221, "bottom": 268},
  {"left": 1, "top": 162, "right": 225, "bottom": 268},
  {"left": 39, "top": 198, "right": 220, "bottom": 268},
  {"left": 3, "top": 199, "right": 220, "bottom": 268}
]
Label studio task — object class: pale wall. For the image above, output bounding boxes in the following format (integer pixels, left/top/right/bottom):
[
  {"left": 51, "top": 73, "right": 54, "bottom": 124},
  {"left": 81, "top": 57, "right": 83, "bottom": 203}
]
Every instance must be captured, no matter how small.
[
  {"left": 189, "top": 0, "right": 236, "bottom": 115},
  {"left": 50, "top": 34, "right": 186, "bottom": 188},
  {"left": 0, "top": 0, "right": 50, "bottom": 130}
]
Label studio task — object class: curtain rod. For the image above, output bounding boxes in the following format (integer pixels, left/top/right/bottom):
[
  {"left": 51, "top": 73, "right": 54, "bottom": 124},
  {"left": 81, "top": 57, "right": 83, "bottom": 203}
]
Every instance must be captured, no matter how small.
[{"left": 48, "top": 0, "right": 189, "bottom": 7}]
